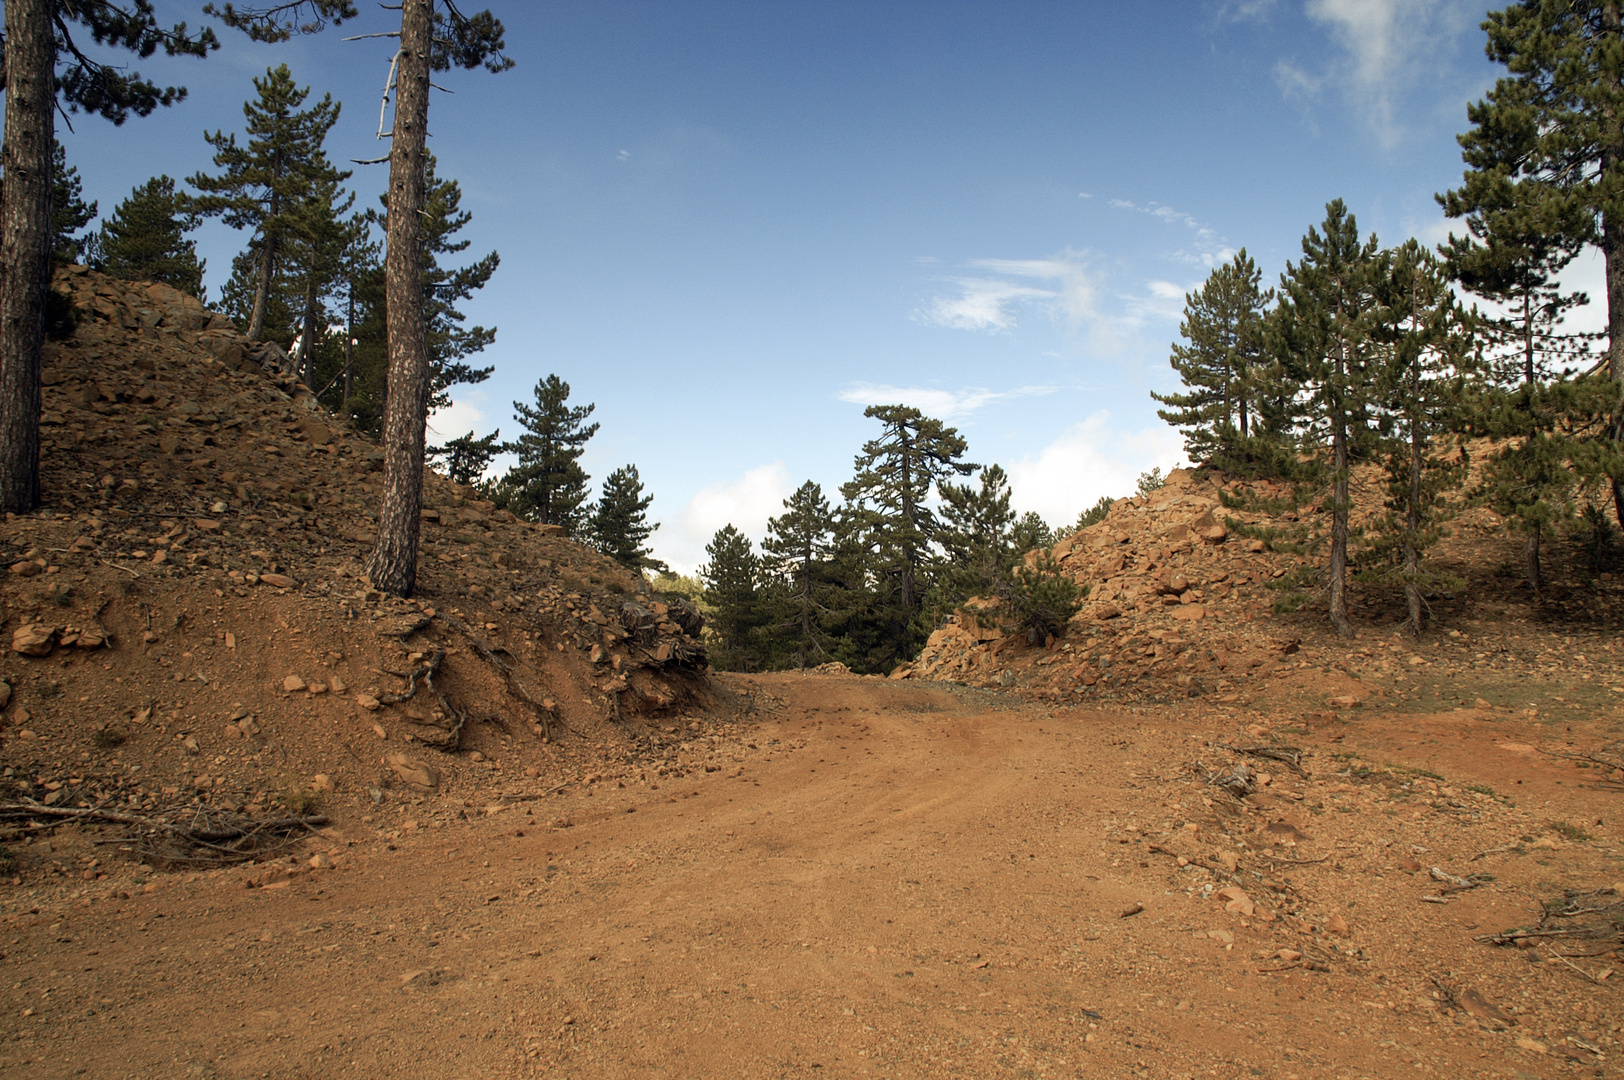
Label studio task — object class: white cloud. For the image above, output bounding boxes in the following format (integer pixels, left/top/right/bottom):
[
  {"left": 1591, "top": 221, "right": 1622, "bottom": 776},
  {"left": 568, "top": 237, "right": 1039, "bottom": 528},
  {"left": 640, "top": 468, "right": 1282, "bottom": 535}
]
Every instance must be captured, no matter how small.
[
  {"left": 917, "top": 277, "right": 1055, "bottom": 331},
  {"left": 1274, "top": 58, "right": 1322, "bottom": 112},
  {"left": 425, "top": 395, "right": 493, "bottom": 444},
  {"left": 1121, "top": 279, "right": 1194, "bottom": 326},
  {"left": 425, "top": 391, "right": 506, "bottom": 481},
  {"left": 1005, "top": 412, "right": 1188, "bottom": 527},
  {"left": 917, "top": 242, "right": 1210, "bottom": 355},
  {"left": 837, "top": 382, "right": 1056, "bottom": 420},
  {"left": 655, "top": 463, "right": 794, "bottom": 577},
  {"left": 1287, "top": 0, "right": 1478, "bottom": 147},
  {"left": 1401, "top": 212, "right": 1456, "bottom": 251},
  {"left": 1108, "top": 199, "right": 1234, "bottom": 268},
  {"left": 916, "top": 251, "right": 1103, "bottom": 332},
  {"left": 1213, "top": 0, "right": 1278, "bottom": 20}
]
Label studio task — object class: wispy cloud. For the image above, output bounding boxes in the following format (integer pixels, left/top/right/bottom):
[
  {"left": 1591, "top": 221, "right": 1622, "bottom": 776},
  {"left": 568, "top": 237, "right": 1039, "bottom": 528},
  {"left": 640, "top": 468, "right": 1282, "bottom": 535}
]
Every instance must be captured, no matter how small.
[
  {"left": 1107, "top": 198, "right": 1236, "bottom": 269},
  {"left": 916, "top": 243, "right": 1201, "bottom": 350},
  {"left": 837, "top": 383, "right": 1056, "bottom": 421},
  {"left": 917, "top": 278, "right": 1056, "bottom": 331},
  {"left": 1211, "top": 0, "right": 1278, "bottom": 20},
  {"left": 1284, "top": 0, "right": 1479, "bottom": 147},
  {"left": 1122, "top": 280, "right": 1191, "bottom": 325},
  {"left": 655, "top": 463, "right": 794, "bottom": 577},
  {"left": 1273, "top": 59, "right": 1323, "bottom": 134},
  {"left": 915, "top": 250, "right": 1100, "bottom": 332}
]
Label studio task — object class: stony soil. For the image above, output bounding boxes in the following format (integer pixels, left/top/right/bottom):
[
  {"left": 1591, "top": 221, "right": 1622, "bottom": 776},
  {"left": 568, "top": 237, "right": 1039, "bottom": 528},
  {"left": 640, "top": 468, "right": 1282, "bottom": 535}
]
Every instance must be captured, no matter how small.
[
  {"left": 0, "top": 269, "right": 1620, "bottom": 1078},
  {"left": 0, "top": 670, "right": 1621, "bottom": 1079}
]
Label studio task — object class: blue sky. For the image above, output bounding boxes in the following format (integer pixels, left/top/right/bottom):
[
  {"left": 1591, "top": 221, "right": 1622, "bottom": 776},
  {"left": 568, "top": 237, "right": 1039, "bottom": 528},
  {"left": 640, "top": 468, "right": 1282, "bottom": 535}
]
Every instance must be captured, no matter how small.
[{"left": 61, "top": 1, "right": 1550, "bottom": 573}]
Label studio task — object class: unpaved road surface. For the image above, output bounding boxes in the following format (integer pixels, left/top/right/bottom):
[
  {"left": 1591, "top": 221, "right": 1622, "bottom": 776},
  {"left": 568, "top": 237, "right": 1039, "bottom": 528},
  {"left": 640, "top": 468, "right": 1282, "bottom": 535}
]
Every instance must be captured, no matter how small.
[{"left": 1, "top": 673, "right": 1620, "bottom": 1079}]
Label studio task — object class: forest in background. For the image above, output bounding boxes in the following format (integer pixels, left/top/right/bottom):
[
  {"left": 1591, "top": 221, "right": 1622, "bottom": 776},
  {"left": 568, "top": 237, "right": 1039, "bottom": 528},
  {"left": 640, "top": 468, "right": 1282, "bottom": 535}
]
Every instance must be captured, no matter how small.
[{"left": 41, "top": 2, "right": 1624, "bottom": 672}]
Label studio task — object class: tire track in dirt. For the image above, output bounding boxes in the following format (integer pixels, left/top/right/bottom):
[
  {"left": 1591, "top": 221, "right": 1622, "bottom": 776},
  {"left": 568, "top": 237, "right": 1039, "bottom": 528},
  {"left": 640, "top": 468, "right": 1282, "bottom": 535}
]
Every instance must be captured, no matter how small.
[{"left": 0, "top": 674, "right": 1615, "bottom": 1078}]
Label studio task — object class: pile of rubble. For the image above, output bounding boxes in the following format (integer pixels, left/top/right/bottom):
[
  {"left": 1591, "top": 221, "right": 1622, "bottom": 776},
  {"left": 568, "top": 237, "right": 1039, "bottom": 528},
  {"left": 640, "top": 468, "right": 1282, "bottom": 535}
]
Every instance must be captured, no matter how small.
[
  {"left": 0, "top": 266, "right": 714, "bottom": 825},
  {"left": 893, "top": 464, "right": 1536, "bottom": 703}
]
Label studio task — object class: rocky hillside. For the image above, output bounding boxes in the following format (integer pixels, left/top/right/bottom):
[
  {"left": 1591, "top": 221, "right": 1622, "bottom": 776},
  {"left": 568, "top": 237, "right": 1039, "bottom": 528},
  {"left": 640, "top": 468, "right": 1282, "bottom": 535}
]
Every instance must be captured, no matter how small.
[
  {"left": 895, "top": 459, "right": 1622, "bottom": 707},
  {"left": 0, "top": 267, "right": 740, "bottom": 843}
]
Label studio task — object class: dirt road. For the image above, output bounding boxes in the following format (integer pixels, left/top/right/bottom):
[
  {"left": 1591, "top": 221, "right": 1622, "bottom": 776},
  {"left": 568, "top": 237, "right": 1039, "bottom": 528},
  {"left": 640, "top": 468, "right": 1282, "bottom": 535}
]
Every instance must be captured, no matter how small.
[{"left": 0, "top": 673, "right": 1619, "bottom": 1079}]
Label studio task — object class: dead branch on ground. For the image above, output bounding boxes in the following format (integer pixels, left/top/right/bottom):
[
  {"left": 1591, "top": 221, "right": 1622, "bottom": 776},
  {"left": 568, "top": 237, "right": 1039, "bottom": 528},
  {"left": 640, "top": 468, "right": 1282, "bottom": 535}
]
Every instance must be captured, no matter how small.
[
  {"left": 1217, "top": 743, "right": 1306, "bottom": 774},
  {"left": 1475, "top": 887, "right": 1624, "bottom": 986},
  {"left": 1538, "top": 744, "right": 1624, "bottom": 785},
  {"left": 0, "top": 799, "right": 327, "bottom": 868},
  {"left": 1207, "top": 761, "right": 1255, "bottom": 798}
]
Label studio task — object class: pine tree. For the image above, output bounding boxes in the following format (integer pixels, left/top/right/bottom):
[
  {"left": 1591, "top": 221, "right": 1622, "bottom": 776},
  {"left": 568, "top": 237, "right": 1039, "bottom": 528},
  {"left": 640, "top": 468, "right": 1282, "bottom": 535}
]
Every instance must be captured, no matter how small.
[
  {"left": 428, "top": 430, "right": 501, "bottom": 486},
  {"left": 210, "top": 0, "right": 512, "bottom": 598},
  {"left": 587, "top": 465, "right": 664, "bottom": 573},
  {"left": 702, "top": 525, "right": 766, "bottom": 671},
  {"left": 1270, "top": 200, "right": 1384, "bottom": 638},
  {"left": 822, "top": 502, "right": 901, "bottom": 673},
  {"left": 338, "top": 160, "right": 499, "bottom": 426},
  {"left": 415, "top": 157, "right": 498, "bottom": 409},
  {"left": 307, "top": 212, "right": 382, "bottom": 418},
  {"left": 1361, "top": 240, "right": 1476, "bottom": 633},
  {"left": 1152, "top": 249, "right": 1280, "bottom": 470},
  {"left": 219, "top": 247, "right": 297, "bottom": 347},
  {"left": 936, "top": 464, "right": 1017, "bottom": 610},
  {"left": 839, "top": 405, "right": 976, "bottom": 620},
  {"left": 188, "top": 64, "right": 347, "bottom": 343},
  {"left": 1, "top": 1, "right": 215, "bottom": 514},
  {"left": 1000, "top": 552, "right": 1084, "bottom": 644},
  {"left": 761, "top": 481, "right": 836, "bottom": 668},
  {"left": 1443, "top": 2, "right": 1624, "bottom": 521},
  {"left": 1480, "top": 392, "right": 1580, "bottom": 599},
  {"left": 1438, "top": 154, "right": 1594, "bottom": 385},
  {"left": 496, "top": 375, "right": 598, "bottom": 530},
  {"left": 49, "top": 142, "right": 97, "bottom": 265},
  {"left": 1010, "top": 511, "right": 1054, "bottom": 555},
  {"left": 1073, "top": 496, "right": 1114, "bottom": 531},
  {"left": 96, "top": 177, "right": 207, "bottom": 297},
  {"left": 320, "top": 257, "right": 385, "bottom": 427},
  {"left": 286, "top": 173, "right": 364, "bottom": 388}
]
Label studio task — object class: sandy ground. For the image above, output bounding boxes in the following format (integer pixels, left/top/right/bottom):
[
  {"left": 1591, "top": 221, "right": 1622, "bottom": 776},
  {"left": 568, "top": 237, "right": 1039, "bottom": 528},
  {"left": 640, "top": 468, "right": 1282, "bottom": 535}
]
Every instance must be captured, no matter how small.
[{"left": 0, "top": 671, "right": 1620, "bottom": 1080}]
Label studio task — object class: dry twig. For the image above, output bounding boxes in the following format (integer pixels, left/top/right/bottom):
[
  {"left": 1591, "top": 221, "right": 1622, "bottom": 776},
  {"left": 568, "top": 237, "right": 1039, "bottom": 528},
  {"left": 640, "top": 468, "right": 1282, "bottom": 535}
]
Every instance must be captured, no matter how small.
[
  {"left": 1217, "top": 743, "right": 1306, "bottom": 774},
  {"left": 0, "top": 799, "right": 326, "bottom": 867}
]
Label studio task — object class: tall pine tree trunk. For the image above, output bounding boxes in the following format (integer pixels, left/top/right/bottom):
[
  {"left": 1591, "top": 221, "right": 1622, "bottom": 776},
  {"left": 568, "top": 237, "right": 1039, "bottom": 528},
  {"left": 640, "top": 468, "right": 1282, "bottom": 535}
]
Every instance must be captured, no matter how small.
[
  {"left": 298, "top": 274, "right": 318, "bottom": 387},
  {"left": 1604, "top": 7, "right": 1624, "bottom": 530},
  {"left": 798, "top": 553, "right": 814, "bottom": 667},
  {"left": 1605, "top": 207, "right": 1624, "bottom": 529},
  {"left": 1525, "top": 530, "right": 1544, "bottom": 601},
  {"left": 899, "top": 431, "right": 916, "bottom": 613},
  {"left": 342, "top": 284, "right": 354, "bottom": 413},
  {"left": 0, "top": 0, "right": 54, "bottom": 514},
  {"left": 1521, "top": 289, "right": 1535, "bottom": 386},
  {"left": 1404, "top": 422, "right": 1424, "bottom": 635},
  {"left": 247, "top": 234, "right": 276, "bottom": 343},
  {"left": 366, "top": 0, "right": 433, "bottom": 597},
  {"left": 1328, "top": 348, "right": 1353, "bottom": 638}
]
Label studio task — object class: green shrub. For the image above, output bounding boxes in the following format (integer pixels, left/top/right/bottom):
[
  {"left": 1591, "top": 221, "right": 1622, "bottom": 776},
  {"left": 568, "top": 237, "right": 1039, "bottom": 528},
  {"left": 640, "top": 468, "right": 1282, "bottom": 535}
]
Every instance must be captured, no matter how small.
[
  {"left": 1074, "top": 496, "right": 1114, "bottom": 530},
  {"left": 1001, "top": 553, "right": 1084, "bottom": 643}
]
